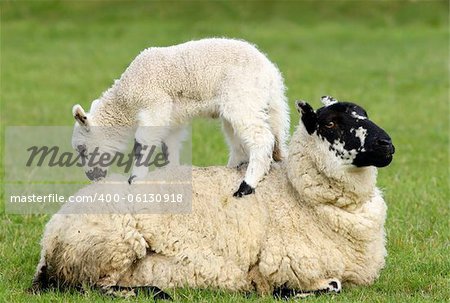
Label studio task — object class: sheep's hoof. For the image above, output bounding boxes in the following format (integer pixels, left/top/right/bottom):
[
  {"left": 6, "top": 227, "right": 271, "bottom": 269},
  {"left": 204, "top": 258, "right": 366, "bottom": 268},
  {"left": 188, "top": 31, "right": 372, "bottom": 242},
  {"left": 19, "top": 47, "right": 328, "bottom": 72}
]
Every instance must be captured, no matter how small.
[
  {"left": 273, "top": 279, "right": 342, "bottom": 299},
  {"left": 27, "top": 282, "right": 45, "bottom": 294},
  {"left": 134, "top": 286, "right": 172, "bottom": 301},
  {"left": 273, "top": 286, "right": 297, "bottom": 300},
  {"left": 325, "top": 279, "right": 341, "bottom": 293},
  {"left": 233, "top": 181, "right": 255, "bottom": 197},
  {"left": 152, "top": 288, "right": 172, "bottom": 301},
  {"left": 308, "top": 279, "right": 341, "bottom": 296},
  {"left": 106, "top": 286, "right": 172, "bottom": 300},
  {"left": 128, "top": 175, "right": 137, "bottom": 185},
  {"left": 28, "top": 265, "right": 50, "bottom": 294},
  {"left": 273, "top": 286, "right": 315, "bottom": 299}
]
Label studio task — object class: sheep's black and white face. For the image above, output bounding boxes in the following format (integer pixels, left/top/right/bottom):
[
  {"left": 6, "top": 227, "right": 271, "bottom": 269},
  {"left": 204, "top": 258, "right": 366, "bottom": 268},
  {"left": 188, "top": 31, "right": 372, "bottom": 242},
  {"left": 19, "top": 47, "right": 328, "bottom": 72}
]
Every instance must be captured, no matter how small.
[{"left": 297, "top": 96, "right": 395, "bottom": 168}]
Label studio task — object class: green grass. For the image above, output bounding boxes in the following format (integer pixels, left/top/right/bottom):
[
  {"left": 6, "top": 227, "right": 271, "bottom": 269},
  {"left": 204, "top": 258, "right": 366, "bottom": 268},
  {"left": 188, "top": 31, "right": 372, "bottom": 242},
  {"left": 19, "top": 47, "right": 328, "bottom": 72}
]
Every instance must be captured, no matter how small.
[{"left": 1, "top": 1, "right": 449, "bottom": 302}]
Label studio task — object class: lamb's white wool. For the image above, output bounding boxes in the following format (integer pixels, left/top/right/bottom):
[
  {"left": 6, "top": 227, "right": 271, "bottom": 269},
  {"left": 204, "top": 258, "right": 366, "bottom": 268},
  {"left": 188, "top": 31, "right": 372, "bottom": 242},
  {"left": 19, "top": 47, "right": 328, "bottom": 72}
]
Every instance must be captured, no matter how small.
[
  {"left": 71, "top": 38, "right": 290, "bottom": 194},
  {"left": 35, "top": 110, "right": 389, "bottom": 297}
]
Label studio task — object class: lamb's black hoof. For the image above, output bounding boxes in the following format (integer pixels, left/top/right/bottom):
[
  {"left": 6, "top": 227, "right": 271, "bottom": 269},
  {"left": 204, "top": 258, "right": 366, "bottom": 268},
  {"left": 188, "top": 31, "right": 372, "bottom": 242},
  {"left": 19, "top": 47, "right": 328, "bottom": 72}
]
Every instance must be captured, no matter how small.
[
  {"left": 233, "top": 181, "right": 255, "bottom": 197},
  {"left": 128, "top": 175, "right": 137, "bottom": 185}
]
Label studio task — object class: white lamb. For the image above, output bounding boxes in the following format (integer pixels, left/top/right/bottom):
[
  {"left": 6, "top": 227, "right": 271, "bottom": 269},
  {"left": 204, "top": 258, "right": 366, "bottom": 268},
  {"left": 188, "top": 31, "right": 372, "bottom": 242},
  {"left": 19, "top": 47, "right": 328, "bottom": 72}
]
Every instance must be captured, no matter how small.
[
  {"left": 71, "top": 38, "right": 289, "bottom": 197},
  {"left": 33, "top": 97, "right": 395, "bottom": 300}
]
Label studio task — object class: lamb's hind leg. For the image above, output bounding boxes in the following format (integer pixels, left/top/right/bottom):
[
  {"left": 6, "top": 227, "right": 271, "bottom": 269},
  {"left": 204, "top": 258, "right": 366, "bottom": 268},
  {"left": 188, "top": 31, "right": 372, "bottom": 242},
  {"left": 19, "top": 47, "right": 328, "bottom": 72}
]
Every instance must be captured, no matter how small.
[
  {"left": 163, "top": 125, "right": 189, "bottom": 166},
  {"left": 273, "top": 278, "right": 342, "bottom": 299},
  {"left": 222, "top": 112, "right": 274, "bottom": 197},
  {"left": 222, "top": 119, "right": 249, "bottom": 168}
]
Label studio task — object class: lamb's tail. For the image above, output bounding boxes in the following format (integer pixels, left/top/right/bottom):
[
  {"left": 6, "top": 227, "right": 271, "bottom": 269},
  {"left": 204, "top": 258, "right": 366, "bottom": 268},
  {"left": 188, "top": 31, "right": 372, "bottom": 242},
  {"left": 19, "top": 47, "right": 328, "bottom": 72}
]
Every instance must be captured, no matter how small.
[{"left": 268, "top": 68, "right": 290, "bottom": 162}]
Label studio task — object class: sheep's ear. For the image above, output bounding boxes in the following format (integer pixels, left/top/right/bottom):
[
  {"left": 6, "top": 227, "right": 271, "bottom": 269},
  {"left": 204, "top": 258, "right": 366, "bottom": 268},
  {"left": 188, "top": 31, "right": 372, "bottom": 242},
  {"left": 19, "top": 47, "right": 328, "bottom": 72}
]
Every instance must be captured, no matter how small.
[
  {"left": 72, "top": 104, "right": 90, "bottom": 131},
  {"left": 320, "top": 95, "right": 338, "bottom": 106},
  {"left": 295, "top": 100, "right": 317, "bottom": 135}
]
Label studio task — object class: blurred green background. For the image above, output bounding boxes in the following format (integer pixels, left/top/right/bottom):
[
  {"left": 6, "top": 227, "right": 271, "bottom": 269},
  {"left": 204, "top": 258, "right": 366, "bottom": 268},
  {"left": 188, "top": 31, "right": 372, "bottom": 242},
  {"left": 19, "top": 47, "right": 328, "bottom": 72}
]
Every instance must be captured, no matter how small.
[{"left": 1, "top": 1, "right": 448, "bottom": 302}]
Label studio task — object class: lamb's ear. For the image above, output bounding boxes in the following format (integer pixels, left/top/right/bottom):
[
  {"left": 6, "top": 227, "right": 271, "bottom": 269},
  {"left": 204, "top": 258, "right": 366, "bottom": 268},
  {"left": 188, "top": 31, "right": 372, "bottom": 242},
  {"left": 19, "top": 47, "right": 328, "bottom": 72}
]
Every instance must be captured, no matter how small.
[
  {"left": 72, "top": 104, "right": 90, "bottom": 131},
  {"left": 295, "top": 100, "right": 317, "bottom": 135}
]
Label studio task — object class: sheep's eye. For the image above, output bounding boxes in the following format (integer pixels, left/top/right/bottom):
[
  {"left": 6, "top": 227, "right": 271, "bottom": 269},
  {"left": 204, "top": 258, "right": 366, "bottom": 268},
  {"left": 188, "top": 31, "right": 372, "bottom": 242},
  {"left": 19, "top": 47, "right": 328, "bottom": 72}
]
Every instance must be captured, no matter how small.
[{"left": 325, "top": 121, "right": 335, "bottom": 128}]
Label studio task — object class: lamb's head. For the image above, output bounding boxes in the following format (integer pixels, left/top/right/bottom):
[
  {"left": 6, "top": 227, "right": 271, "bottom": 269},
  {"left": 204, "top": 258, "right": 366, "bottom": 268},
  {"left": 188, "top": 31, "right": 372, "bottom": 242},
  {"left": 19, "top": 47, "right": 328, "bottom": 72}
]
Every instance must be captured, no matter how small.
[
  {"left": 71, "top": 104, "right": 109, "bottom": 181},
  {"left": 295, "top": 96, "right": 395, "bottom": 170}
]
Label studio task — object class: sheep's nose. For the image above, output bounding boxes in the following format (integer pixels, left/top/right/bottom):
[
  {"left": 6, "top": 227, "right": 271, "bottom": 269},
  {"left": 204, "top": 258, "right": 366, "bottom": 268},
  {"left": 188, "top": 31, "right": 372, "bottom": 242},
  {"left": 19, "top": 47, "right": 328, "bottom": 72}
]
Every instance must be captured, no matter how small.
[{"left": 376, "top": 138, "right": 395, "bottom": 154}]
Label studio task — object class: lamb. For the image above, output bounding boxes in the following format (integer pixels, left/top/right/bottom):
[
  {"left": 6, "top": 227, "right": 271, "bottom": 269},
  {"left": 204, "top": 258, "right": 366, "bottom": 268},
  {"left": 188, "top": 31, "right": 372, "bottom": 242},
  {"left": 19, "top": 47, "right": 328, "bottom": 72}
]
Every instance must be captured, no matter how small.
[
  {"left": 33, "top": 96, "right": 395, "bottom": 299},
  {"left": 71, "top": 38, "right": 289, "bottom": 197}
]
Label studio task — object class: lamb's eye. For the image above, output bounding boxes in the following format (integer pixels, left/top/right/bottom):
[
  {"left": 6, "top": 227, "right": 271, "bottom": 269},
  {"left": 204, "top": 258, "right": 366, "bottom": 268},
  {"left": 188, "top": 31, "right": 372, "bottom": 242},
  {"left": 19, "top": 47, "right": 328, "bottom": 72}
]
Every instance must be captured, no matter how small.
[
  {"left": 77, "top": 145, "right": 88, "bottom": 158},
  {"left": 325, "top": 121, "right": 335, "bottom": 128}
]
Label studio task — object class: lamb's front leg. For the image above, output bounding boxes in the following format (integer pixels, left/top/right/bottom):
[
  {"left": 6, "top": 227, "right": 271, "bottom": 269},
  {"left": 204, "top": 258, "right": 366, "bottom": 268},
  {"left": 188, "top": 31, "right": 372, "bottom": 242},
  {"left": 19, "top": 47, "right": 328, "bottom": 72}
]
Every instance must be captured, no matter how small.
[
  {"left": 273, "top": 278, "right": 341, "bottom": 299},
  {"left": 128, "top": 139, "right": 147, "bottom": 184},
  {"left": 128, "top": 137, "right": 169, "bottom": 184},
  {"left": 128, "top": 106, "right": 171, "bottom": 184}
]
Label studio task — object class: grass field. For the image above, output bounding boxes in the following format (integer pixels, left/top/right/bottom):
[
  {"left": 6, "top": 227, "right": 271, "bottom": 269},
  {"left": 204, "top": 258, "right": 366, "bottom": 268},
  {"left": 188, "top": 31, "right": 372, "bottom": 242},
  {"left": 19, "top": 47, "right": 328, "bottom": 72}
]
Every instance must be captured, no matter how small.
[{"left": 1, "top": 1, "right": 449, "bottom": 302}]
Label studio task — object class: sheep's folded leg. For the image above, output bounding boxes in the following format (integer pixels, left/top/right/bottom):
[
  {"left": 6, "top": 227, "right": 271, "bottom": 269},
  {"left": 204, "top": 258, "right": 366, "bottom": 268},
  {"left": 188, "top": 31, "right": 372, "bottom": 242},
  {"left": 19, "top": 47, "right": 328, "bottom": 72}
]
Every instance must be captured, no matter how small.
[
  {"left": 29, "top": 263, "right": 50, "bottom": 293},
  {"left": 29, "top": 260, "right": 84, "bottom": 294},
  {"left": 248, "top": 265, "right": 272, "bottom": 296},
  {"left": 102, "top": 285, "right": 172, "bottom": 301},
  {"left": 273, "top": 278, "right": 341, "bottom": 299},
  {"left": 29, "top": 256, "right": 60, "bottom": 293}
]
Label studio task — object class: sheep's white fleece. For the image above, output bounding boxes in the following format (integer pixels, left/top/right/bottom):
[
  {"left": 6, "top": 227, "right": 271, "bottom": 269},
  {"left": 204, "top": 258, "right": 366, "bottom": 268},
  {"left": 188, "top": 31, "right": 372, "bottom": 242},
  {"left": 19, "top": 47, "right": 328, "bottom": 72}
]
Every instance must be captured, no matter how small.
[{"left": 36, "top": 123, "right": 387, "bottom": 294}]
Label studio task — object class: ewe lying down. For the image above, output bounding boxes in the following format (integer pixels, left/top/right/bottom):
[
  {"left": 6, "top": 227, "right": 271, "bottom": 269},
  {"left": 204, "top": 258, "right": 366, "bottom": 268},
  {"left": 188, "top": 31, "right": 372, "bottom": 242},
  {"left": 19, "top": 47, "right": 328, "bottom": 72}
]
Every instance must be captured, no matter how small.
[
  {"left": 33, "top": 97, "right": 395, "bottom": 299},
  {"left": 71, "top": 38, "right": 289, "bottom": 197}
]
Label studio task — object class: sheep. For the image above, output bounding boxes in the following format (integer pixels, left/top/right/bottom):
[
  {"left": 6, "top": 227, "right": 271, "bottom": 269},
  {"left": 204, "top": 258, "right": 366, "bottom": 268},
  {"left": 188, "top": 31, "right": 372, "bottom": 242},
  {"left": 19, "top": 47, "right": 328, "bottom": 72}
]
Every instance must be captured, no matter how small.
[
  {"left": 32, "top": 96, "right": 395, "bottom": 299},
  {"left": 71, "top": 38, "right": 289, "bottom": 197}
]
